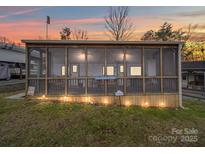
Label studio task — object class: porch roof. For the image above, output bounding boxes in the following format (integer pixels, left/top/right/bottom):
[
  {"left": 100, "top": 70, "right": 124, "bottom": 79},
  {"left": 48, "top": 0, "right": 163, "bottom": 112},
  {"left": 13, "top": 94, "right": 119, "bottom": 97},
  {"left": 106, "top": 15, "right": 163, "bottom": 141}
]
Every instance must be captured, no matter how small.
[
  {"left": 22, "top": 40, "right": 183, "bottom": 46},
  {"left": 182, "top": 61, "right": 205, "bottom": 71}
]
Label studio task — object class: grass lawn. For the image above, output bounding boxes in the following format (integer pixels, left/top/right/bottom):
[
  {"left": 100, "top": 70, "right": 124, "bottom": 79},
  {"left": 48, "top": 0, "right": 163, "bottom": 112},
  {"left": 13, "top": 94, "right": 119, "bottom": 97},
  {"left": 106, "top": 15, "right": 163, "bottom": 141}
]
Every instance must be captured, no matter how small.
[{"left": 0, "top": 92, "right": 205, "bottom": 147}]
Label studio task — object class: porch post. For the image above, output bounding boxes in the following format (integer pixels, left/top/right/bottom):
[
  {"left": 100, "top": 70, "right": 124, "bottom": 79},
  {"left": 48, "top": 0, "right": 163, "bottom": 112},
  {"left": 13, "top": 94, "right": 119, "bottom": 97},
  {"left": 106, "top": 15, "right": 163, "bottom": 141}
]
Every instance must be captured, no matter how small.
[
  {"left": 178, "top": 44, "right": 183, "bottom": 108},
  {"left": 25, "top": 46, "right": 29, "bottom": 96},
  {"left": 45, "top": 47, "right": 48, "bottom": 95}
]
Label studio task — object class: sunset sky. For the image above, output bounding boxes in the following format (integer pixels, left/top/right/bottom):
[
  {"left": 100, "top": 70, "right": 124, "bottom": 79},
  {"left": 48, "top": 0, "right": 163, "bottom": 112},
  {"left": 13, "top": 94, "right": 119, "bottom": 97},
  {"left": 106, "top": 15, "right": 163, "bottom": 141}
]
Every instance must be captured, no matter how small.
[{"left": 0, "top": 6, "right": 205, "bottom": 44}]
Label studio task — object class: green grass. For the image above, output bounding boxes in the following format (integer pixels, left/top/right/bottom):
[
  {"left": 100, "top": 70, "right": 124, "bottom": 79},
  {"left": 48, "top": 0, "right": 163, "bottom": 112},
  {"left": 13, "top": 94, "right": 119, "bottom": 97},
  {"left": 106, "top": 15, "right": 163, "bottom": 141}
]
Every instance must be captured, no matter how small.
[{"left": 0, "top": 92, "right": 205, "bottom": 146}]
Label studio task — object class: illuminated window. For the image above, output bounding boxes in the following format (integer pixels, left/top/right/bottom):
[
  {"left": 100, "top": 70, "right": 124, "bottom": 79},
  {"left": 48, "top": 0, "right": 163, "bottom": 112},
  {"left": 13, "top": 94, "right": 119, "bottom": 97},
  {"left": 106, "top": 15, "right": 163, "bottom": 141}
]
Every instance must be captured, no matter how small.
[
  {"left": 120, "top": 65, "right": 124, "bottom": 73},
  {"left": 61, "top": 66, "right": 65, "bottom": 76},
  {"left": 107, "top": 66, "right": 114, "bottom": 76},
  {"left": 102, "top": 66, "right": 105, "bottom": 75},
  {"left": 72, "top": 65, "right": 78, "bottom": 73},
  {"left": 130, "top": 66, "right": 141, "bottom": 76}
]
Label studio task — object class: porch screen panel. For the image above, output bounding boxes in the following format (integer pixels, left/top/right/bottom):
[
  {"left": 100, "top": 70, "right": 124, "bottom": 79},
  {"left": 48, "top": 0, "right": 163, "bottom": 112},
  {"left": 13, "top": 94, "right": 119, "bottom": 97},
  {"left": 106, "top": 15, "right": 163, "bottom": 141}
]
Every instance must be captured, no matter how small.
[
  {"left": 126, "top": 48, "right": 142, "bottom": 76},
  {"left": 68, "top": 79, "right": 85, "bottom": 94},
  {"left": 126, "top": 78, "right": 143, "bottom": 93},
  {"left": 28, "top": 48, "right": 46, "bottom": 77},
  {"left": 48, "top": 48, "right": 65, "bottom": 77},
  {"left": 163, "top": 78, "right": 178, "bottom": 92},
  {"left": 162, "top": 48, "right": 178, "bottom": 76},
  {"left": 28, "top": 79, "right": 45, "bottom": 95},
  {"left": 107, "top": 48, "right": 124, "bottom": 76},
  {"left": 144, "top": 48, "right": 160, "bottom": 77},
  {"left": 145, "top": 78, "right": 161, "bottom": 92},
  {"left": 68, "top": 48, "right": 86, "bottom": 77},
  {"left": 48, "top": 79, "right": 65, "bottom": 95},
  {"left": 87, "top": 48, "right": 105, "bottom": 77},
  {"left": 107, "top": 79, "right": 124, "bottom": 94},
  {"left": 87, "top": 79, "right": 105, "bottom": 94}
]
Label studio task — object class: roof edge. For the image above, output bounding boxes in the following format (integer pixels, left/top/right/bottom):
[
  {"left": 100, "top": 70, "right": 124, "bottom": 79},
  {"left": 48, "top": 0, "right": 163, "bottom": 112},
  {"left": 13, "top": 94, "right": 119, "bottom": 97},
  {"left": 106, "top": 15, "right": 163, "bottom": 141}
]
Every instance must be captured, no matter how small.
[{"left": 21, "top": 40, "right": 183, "bottom": 45}]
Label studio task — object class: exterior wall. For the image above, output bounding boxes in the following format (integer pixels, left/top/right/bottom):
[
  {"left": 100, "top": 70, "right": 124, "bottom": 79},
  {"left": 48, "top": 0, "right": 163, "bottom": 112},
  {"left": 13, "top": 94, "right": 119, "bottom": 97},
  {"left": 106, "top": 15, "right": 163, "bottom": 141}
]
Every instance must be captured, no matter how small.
[
  {"left": 35, "top": 94, "right": 179, "bottom": 108},
  {"left": 25, "top": 42, "right": 181, "bottom": 108}
]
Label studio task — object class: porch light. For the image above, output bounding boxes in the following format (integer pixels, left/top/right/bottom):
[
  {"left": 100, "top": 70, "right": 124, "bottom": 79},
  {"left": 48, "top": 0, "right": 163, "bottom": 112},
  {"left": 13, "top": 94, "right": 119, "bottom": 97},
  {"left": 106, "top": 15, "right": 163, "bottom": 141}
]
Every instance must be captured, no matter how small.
[
  {"left": 125, "top": 101, "right": 131, "bottom": 107},
  {"left": 159, "top": 102, "right": 165, "bottom": 108},
  {"left": 103, "top": 99, "right": 109, "bottom": 105},
  {"left": 144, "top": 102, "right": 149, "bottom": 107}
]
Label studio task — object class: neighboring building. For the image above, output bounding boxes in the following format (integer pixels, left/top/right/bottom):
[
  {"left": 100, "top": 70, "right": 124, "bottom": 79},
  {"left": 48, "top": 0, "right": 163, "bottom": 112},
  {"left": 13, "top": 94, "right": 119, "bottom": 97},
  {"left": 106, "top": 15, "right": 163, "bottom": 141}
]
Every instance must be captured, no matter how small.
[
  {"left": 22, "top": 40, "right": 182, "bottom": 108},
  {"left": 182, "top": 61, "right": 205, "bottom": 91},
  {"left": 0, "top": 43, "right": 25, "bottom": 79}
]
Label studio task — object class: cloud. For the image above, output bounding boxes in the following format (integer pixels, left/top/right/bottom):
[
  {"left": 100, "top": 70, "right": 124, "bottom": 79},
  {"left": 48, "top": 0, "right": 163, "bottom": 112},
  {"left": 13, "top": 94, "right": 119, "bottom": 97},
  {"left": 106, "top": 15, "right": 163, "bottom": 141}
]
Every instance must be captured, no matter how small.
[
  {"left": 173, "top": 10, "right": 205, "bottom": 17},
  {"left": 0, "top": 7, "right": 49, "bottom": 19}
]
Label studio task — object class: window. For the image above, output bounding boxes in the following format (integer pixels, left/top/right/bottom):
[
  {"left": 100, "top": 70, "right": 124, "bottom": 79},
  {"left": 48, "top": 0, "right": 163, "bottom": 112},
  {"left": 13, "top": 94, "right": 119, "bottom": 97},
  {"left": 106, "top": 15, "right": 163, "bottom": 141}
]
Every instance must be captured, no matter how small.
[
  {"left": 144, "top": 48, "right": 160, "bottom": 76},
  {"left": 29, "top": 48, "right": 46, "bottom": 77},
  {"left": 68, "top": 48, "right": 85, "bottom": 77},
  {"left": 48, "top": 48, "right": 65, "bottom": 77},
  {"left": 72, "top": 65, "right": 78, "bottom": 73},
  {"left": 107, "top": 66, "right": 114, "bottom": 76},
  {"left": 120, "top": 65, "right": 124, "bottom": 73},
  {"left": 61, "top": 66, "right": 65, "bottom": 76},
  {"left": 130, "top": 66, "right": 141, "bottom": 76},
  {"left": 107, "top": 48, "right": 124, "bottom": 76},
  {"left": 126, "top": 48, "right": 142, "bottom": 76},
  {"left": 87, "top": 48, "right": 105, "bottom": 76},
  {"left": 162, "top": 48, "right": 178, "bottom": 76}
]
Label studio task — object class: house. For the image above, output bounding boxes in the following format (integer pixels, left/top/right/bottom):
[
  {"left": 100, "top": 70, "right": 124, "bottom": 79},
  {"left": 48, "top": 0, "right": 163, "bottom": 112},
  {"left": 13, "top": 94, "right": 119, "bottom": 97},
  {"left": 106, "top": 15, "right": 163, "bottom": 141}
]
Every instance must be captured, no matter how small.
[
  {"left": 182, "top": 61, "right": 205, "bottom": 91},
  {"left": 22, "top": 40, "right": 182, "bottom": 108},
  {"left": 0, "top": 43, "right": 25, "bottom": 79}
]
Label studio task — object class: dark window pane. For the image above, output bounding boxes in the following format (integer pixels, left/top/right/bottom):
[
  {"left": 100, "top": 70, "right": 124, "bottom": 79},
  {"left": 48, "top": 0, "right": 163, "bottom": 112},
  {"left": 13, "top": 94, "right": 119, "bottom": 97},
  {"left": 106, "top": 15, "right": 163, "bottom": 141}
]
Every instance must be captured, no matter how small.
[
  {"left": 126, "top": 78, "right": 143, "bottom": 93},
  {"left": 107, "top": 79, "right": 124, "bottom": 94},
  {"left": 68, "top": 48, "right": 86, "bottom": 77},
  {"left": 87, "top": 79, "right": 105, "bottom": 94},
  {"left": 163, "top": 48, "right": 178, "bottom": 76},
  {"left": 87, "top": 48, "right": 105, "bottom": 76},
  {"left": 163, "top": 78, "right": 178, "bottom": 92},
  {"left": 68, "top": 79, "right": 85, "bottom": 94},
  {"left": 28, "top": 79, "right": 45, "bottom": 95},
  {"left": 144, "top": 48, "right": 160, "bottom": 76},
  {"left": 126, "top": 48, "right": 142, "bottom": 76},
  {"left": 29, "top": 48, "right": 46, "bottom": 77},
  {"left": 107, "top": 48, "right": 124, "bottom": 76},
  {"left": 145, "top": 78, "right": 161, "bottom": 92},
  {"left": 48, "top": 79, "right": 65, "bottom": 95},
  {"left": 48, "top": 48, "right": 65, "bottom": 77}
]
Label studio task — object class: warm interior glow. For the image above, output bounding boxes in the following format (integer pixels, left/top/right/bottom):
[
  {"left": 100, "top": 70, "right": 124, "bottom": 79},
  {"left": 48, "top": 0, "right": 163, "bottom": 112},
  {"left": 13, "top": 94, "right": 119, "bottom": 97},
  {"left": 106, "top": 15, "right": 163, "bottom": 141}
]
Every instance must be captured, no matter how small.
[
  {"left": 72, "top": 65, "right": 78, "bottom": 73},
  {"left": 120, "top": 65, "right": 124, "bottom": 73},
  {"left": 107, "top": 66, "right": 114, "bottom": 76},
  {"left": 130, "top": 66, "right": 141, "bottom": 76},
  {"left": 61, "top": 66, "right": 65, "bottom": 76}
]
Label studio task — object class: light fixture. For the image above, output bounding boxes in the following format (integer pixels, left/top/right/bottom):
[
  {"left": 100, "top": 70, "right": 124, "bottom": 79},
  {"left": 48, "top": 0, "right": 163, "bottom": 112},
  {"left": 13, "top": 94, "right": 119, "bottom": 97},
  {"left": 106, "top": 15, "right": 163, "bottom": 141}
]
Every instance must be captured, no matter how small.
[
  {"left": 159, "top": 102, "right": 165, "bottom": 108},
  {"left": 103, "top": 99, "right": 109, "bottom": 105},
  {"left": 125, "top": 101, "right": 131, "bottom": 107},
  {"left": 144, "top": 102, "right": 149, "bottom": 107}
]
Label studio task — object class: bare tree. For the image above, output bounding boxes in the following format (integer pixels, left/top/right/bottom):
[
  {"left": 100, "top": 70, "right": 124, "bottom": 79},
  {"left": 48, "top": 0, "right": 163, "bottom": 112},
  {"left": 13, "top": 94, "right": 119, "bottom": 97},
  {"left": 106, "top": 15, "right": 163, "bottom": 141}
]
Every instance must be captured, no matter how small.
[
  {"left": 105, "top": 6, "right": 134, "bottom": 41},
  {"left": 72, "top": 29, "right": 88, "bottom": 40},
  {"left": 186, "top": 24, "right": 198, "bottom": 41}
]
